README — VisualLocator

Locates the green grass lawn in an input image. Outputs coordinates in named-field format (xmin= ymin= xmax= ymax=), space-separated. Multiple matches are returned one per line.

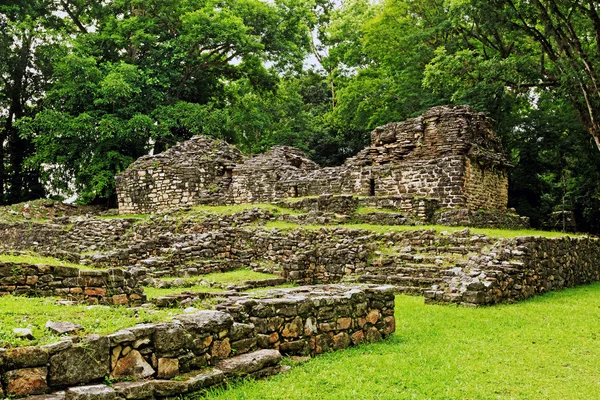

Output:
xmin=262 ymin=221 xmax=584 ymax=239
xmin=0 ymin=296 xmax=176 ymax=348
xmin=201 ymin=283 xmax=600 ymax=400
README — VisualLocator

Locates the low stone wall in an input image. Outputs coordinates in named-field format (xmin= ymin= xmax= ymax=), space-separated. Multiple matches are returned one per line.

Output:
xmin=426 ymin=236 xmax=600 ymax=306
xmin=0 ymin=285 xmax=395 ymax=398
xmin=218 ymin=285 xmax=395 ymax=356
xmin=0 ymin=263 xmax=145 ymax=305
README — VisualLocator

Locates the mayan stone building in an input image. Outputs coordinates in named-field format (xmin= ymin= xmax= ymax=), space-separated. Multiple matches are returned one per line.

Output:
xmin=116 ymin=105 xmax=510 ymax=214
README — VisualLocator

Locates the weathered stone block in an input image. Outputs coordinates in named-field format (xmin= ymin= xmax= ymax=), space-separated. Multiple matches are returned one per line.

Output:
xmin=4 ymin=346 xmax=49 ymax=369
xmin=4 ymin=367 xmax=48 ymax=397
xmin=65 ymin=385 xmax=116 ymax=400
xmin=157 ymin=358 xmax=179 ymax=379
xmin=111 ymin=350 xmax=154 ymax=379
xmin=215 ymin=349 xmax=281 ymax=377
xmin=153 ymin=322 xmax=185 ymax=354
xmin=49 ymin=335 xmax=110 ymax=386
xmin=113 ymin=381 xmax=154 ymax=400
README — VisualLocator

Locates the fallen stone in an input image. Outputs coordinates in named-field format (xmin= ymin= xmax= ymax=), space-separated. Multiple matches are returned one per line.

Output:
xmin=215 ymin=349 xmax=281 ymax=377
xmin=13 ymin=327 xmax=35 ymax=340
xmin=111 ymin=350 xmax=155 ymax=379
xmin=46 ymin=321 xmax=83 ymax=335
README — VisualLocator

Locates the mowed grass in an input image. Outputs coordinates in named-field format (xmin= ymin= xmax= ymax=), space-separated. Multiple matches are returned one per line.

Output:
xmin=0 ymin=296 xmax=175 ymax=348
xmin=202 ymin=284 xmax=600 ymax=400
xmin=263 ymin=221 xmax=584 ymax=239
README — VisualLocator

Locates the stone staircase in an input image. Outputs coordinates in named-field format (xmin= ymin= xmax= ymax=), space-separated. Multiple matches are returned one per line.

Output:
xmin=351 ymin=244 xmax=476 ymax=294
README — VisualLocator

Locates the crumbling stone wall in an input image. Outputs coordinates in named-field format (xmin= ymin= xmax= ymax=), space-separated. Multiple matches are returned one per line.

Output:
xmin=0 ymin=262 xmax=145 ymax=305
xmin=116 ymin=136 xmax=245 ymax=214
xmin=219 ymin=286 xmax=395 ymax=356
xmin=464 ymin=158 xmax=508 ymax=211
xmin=231 ymin=147 xmax=320 ymax=204
xmin=0 ymin=286 xmax=395 ymax=398
xmin=116 ymin=106 xmax=510 ymax=215
xmin=426 ymin=236 xmax=600 ymax=306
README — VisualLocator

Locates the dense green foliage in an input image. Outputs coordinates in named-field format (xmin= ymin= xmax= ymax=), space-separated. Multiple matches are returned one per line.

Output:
xmin=200 ymin=286 xmax=600 ymax=399
xmin=0 ymin=0 xmax=599 ymax=231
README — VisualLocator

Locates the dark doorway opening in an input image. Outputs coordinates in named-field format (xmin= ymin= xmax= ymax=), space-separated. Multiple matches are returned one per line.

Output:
xmin=292 ymin=185 xmax=299 ymax=198
xmin=369 ymin=178 xmax=375 ymax=196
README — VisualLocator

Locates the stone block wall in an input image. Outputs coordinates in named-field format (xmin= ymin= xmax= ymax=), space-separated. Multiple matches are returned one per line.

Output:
xmin=433 ymin=208 xmax=530 ymax=229
xmin=0 ymin=262 xmax=145 ymax=305
xmin=219 ymin=286 xmax=395 ymax=356
xmin=117 ymin=136 xmax=245 ymax=214
xmin=0 ymin=286 xmax=395 ymax=398
xmin=426 ymin=236 xmax=600 ymax=306
xmin=464 ymin=158 xmax=508 ymax=211
xmin=231 ymin=147 xmax=320 ymax=204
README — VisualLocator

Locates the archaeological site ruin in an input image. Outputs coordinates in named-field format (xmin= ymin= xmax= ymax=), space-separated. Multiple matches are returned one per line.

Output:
xmin=1 ymin=105 xmax=599 ymax=399
xmin=116 ymin=106 xmax=511 ymax=217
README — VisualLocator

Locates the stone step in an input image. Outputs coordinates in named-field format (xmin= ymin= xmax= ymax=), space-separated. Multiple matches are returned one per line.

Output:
xmin=357 ymin=274 xmax=443 ymax=287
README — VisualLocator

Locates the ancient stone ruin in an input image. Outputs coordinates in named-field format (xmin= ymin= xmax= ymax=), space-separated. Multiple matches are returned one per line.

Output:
xmin=117 ymin=105 xmax=511 ymax=216
xmin=2 ymin=105 xmax=598 ymax=399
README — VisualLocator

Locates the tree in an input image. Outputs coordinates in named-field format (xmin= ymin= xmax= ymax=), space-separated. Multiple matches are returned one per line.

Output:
xmin=19 ymin=0 xmax=314 ymax=203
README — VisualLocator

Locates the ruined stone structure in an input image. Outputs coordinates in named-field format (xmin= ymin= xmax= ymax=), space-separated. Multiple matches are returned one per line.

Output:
xmin=0 ymin=262 xmax=145 ymax=305
xmin=0 ymin=286 xmax=394 ymax=398
xmin=117 ymin=106 xmax=510 ymax=215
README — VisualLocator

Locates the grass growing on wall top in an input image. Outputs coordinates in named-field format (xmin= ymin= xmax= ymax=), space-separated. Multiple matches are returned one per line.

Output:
xmin=0 ymin=253 xmax=100 ymax=270
xmin=143 ymin=269 xmax=280 ymax=299
xmin=0 ymin=296 xmax=175 ymax=348
xmin=143 ymin=285 xmax=226 ymax=299
xmin=200 ymin=268 xmax=279 ymax=283
xmin=262 ymin=221 xmax=585 ymax=239
xmin=355 ymin=206 xmax=403 ymax=214
xmin=200 ymin=283 xmax=600 ymax=400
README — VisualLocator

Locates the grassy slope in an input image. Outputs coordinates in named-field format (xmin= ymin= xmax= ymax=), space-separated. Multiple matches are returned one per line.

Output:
xmin=0 ymin=296 xmax=176 ymax=348
xmin=202 ymin=283 xmax=600 ymax=400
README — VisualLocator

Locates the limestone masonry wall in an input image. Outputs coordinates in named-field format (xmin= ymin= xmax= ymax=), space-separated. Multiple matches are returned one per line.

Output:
xmin=0 ymin=262 xmax=145 ymax=305
xmin=116 ymin=106 xmax=511 ymax=215
xmin=426 ymin=236 xmax=600 ymax=306
xmin=0 ymin=285 xmax=395 ymax=399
